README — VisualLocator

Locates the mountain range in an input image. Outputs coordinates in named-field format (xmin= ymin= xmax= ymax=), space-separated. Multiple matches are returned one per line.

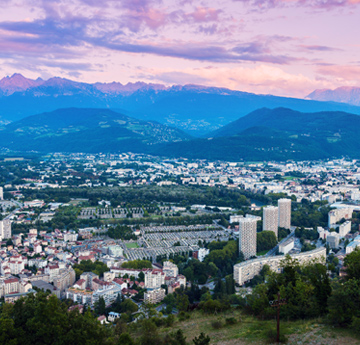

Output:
xmin=158 ymin=108 xmax=360 ymax=161
xmin=2 ymin=74 xmax=360 ymax=136
xmin=2 ymin=106 xmax=360 ymax=161
xmin=307 ymin=86 xmax=360 ymax=106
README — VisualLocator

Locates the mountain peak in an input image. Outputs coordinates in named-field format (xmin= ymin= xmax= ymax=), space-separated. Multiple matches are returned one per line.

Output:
xmin=0 ymin=73 xmax=44 ymax=95
xmin=306 ymin=86 xmax=360 ymax=106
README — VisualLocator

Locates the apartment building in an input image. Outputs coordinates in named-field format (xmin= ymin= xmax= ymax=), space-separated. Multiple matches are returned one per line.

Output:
xmin=144 ymin=269 xmax=165 ymax=289
xmin=144 ymin=287 xmax=165 ymax=304
xmin=278 ymin=198 xmax=291 ymax=229
xmin=263 ymin=206 xmax=279 ymax=237
xmin=238 ymin=218 xmax=257 ymax=260
xmin=162 ymin=261 xmax=179 ymax=277
xmin=234 ymin=247 xmax=326 ymax=285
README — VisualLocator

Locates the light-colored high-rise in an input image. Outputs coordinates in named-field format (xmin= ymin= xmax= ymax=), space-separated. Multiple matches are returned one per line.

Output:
xmin=263 ymin=206 xmax=278 ymax=237
xmin=0 ymin=219 xmax=11 ymax=240
xmin=0 ymin=186 xmax=3 ymax=200
xmin=239 ymin=218 xmax=257 ymax=260
xmin=278 ymin=198 xmax=291 ymax=229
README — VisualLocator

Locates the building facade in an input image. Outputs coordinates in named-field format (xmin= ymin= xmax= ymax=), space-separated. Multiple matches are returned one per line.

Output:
xmin=263 ymin=206 xmax=279 ymax=237
xmin=238 ymin=218 xmax=257 ymax=260
xmin=278 ymin=198 xmax=291 ymax=229
xmin=234 ymin=247 xmax=326 ymax=285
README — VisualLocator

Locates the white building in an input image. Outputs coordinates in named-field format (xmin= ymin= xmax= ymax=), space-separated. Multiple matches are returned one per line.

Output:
xmin=278 ymin=238 xmax=294 ymax=254
xmin=346 ymin=235 xmax=360 ymax=254
xmin=263 ymin=206 xmax=279 ymax=237
xmin=0 ymin=186 xmax=3 ymax=200
xmin=162 ymin=261 xmax=179 ymax=277
xmin=327 ymin=234 xmax=340 ymax=249
xmin=234 ymin=247 xmax=326 ymax=285
xmin=328 ymin=207 xmax=353 ymax=228
xmin=144 ymin=269 xmax=165 ymax=289
xmin=339 ymin=221 xmax=351 ymax=238
xmin=230 ymin=215 xmax=243 ymax=224
xmin=144 ymin=288 xmax=165 ymax=304
xmin=278 ymin=198 xmax=291 ymax=229
xmin=0 ymin=218 xmax=12 ymax=240
xmin=196 ymin=248 xmax=210 ymax=262
xmin=239 ymin=218 xmax=257 ymax=260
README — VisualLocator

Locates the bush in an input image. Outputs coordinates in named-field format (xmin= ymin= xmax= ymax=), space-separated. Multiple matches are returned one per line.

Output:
xmin=178 ymin=311 xmax=191 ymax=321
xmin=211 ymin=319 xmax=223 ymax=329
xmin=225 ymin=317 xmax=237 ymax=325
xmin=351 ymin=317 xmax=360 ymax=335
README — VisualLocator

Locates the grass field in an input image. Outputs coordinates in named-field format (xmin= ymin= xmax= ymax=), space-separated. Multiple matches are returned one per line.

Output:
xmin=125 ymin=242 xmax=139 ymax=248
xmin=158 ymin=310 xmax=360 ymax=345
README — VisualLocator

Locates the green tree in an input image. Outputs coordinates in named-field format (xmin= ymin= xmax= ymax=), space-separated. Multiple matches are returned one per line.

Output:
xmin=192 ymin=332 xmax=210 ymax=345
xmin=94 ymin=296 xmax=106 ymax=316
xmin=257 ymin=231 xmax=277 ymax=252
xmin=344 ymin=249 xmax=360 ymax=280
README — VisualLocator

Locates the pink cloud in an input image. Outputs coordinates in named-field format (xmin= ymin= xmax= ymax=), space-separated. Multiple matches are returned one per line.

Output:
xmin=316 ymin=65 xmax=360 ymax=82
xmin=237 ymin=0 xmax=360 ymax=10
xmin=186 ymin=7 xmax=221 ymax=22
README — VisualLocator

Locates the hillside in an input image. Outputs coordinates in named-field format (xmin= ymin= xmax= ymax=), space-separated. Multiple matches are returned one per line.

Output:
xmin=2 ymin=74 xmax=360 ymax=136
xmin=0 ymin=108 xmax=191 ymax=153
xmin=156 ymin=108 xmax=360 ymax=161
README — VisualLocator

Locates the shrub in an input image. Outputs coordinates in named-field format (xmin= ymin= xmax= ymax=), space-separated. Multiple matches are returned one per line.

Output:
xmin=211 ymin=319 xmax=223 ymax=329
xmin=225 ymin=317 xmax=237 ymax=325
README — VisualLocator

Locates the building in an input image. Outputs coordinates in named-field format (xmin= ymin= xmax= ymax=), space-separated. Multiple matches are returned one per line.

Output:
xmin=346 ymin=235 xmax=360 ymax=254
xmin=229 ymin=215 xmax=243 ymax=224
xmin=53 ymin=267 xmax=76 ymax=297
xmin=0 ymin=218 xmax=12 ymax=240
xmin=108 ymin=312 xmax=121 ymax=322
xmin=144 ymin=288 xmax=165 ymax=304
xmin=339 ymin=221 xmax=351 ymax=237
xmin=278 ymin=238 xmax=294 ymax=254
xmin=327 ymin=235 xmax=340 ymax=249
xmin=328 ymin=207 xmax=353 ymax=228
xmin=107 ymin=245 xmax=124 ymax=257
xmin=144 ymin=269 xmax=165 ymax=289
xmin=162 ymin=261 xmax=179 ymax=277
xmin=193 ymin=248 xmax=210 ymax=262
xmin=32 ymin=280 xmax=61 ymax=298
xmin=234 ymin=247 xmax=326 ymax=285
xmin=238 ymin=218 xmax=257 ymax=260
xmin=263 ymin=206 xmax=279 ymax=237
xmin=0 ymin=186 xmax=3 ymax=200
xmin=278 ymin=198 xmax=291 ymax=229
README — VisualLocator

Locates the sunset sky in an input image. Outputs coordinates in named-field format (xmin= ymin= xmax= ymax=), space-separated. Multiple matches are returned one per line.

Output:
xmin=0 ymin=0 xmax=359 ymax=97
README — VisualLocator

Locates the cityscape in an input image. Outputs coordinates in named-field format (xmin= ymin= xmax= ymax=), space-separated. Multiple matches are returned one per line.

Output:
xmin=1 ymin=0 xmax=360 ymax=343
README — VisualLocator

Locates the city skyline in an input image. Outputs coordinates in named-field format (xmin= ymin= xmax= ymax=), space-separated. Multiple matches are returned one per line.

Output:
xmin=0 ymin=0 xmax=360 ymax=97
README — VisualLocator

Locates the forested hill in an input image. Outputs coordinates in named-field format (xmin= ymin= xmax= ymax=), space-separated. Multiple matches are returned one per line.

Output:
xmin=209 ymin=107 xmax=360 ymax=138
xmin=154 ymin=108 xmax=360 ymax=161
xmin=0 ymin=108 xmax=191 ymax=153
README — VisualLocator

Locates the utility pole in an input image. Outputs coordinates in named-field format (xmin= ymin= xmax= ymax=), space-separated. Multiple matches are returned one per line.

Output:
xmin=269 ymin=292 xmax=287 ymax=343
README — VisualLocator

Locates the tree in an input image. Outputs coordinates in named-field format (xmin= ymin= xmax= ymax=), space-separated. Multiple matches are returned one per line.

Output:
xmin=176 ymin=293 xmax=189 ymax=312
xmin=94 ymin=296 xmax=106 ymax=316
xmin=165 ymin=329 xmax=187 ymax=345
xmin=120 ymin=299 xmax=138 ymax=314
xmin=117 ymin=333 xmax=134 ymax=345
xmin=193 ymin=332 xmax=210 ymax=345
xmin=257 ymin=231 xmax=277 ymax=253
xmin=344 ymin=249 xmax=360 ymax=280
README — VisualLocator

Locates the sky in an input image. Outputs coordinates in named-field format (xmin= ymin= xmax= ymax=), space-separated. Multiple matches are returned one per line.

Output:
xmin=0 ymin=0 xmax=360 ymax=97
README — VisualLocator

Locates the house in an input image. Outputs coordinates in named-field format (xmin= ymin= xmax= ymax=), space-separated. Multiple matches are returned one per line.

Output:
xmin=108 ymin=311 xmax=121 ymax=322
